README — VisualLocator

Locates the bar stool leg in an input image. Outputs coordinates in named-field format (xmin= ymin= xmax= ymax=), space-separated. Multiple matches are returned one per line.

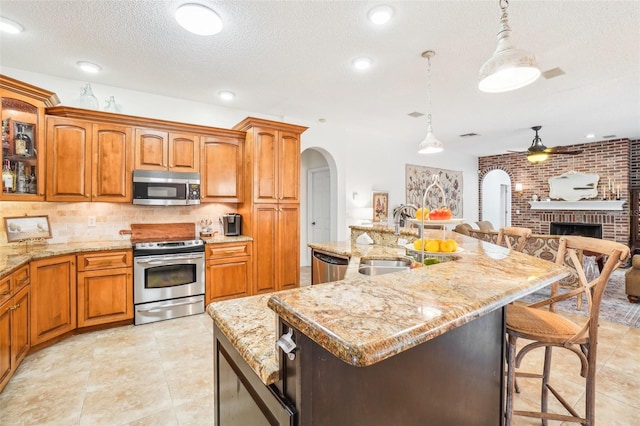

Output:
xmin=541 ymin=346 xmax=553 ymax=426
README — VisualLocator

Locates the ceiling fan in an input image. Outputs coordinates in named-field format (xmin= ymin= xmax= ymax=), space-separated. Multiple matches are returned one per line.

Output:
xmin=512 ymin=126 xmax=583 ymax=163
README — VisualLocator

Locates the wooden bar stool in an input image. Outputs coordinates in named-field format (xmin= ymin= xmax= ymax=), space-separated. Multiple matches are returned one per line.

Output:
xmin=497 ymin=226 xmax=532 ymax=252
xmin=505 ymin=236 xmax=629 ymax=425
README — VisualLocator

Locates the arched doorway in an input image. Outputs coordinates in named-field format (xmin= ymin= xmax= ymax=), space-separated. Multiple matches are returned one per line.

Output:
xmin=300 ymin=148 xmax=338 ymax=266
xmin=481 ymin=169 xmax=512 ymax=229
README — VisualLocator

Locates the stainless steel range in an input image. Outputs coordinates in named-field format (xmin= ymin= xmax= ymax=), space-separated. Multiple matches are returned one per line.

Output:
xmin=133 ymin=239 xmax=205 ymax=325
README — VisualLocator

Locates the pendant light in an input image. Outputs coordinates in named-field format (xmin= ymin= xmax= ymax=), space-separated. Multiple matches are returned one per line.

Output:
xmin=418 ymin=50 xmax=444 ymax=154
xmin=478 ymin=0 xmax=540 ymax=93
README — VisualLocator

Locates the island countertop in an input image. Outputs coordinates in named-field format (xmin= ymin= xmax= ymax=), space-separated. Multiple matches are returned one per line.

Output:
xmin=208 ymin=230 xmax=570 ymax=383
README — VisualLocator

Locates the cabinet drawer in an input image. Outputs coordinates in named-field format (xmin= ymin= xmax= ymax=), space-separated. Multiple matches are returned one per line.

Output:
xmin=11 ymin=265 xmax=30 ymax=293
xmin=206 ymin=242 xmax=252 ymax=260
xmin=0 ymin=275 xmax=10 ymax=305
xmin=77 ymin=250 xmax=132 ymax=271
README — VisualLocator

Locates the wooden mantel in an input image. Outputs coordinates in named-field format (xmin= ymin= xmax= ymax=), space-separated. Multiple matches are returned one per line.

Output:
xmin=528 ymin=200 xmax=625 ymax=211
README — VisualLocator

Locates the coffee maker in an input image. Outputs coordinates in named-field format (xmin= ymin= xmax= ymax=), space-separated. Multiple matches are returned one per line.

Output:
xmin=222 ymin=213 xmax=242 ymax=236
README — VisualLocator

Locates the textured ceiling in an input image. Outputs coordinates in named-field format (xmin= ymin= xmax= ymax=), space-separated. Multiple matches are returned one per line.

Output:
xmin=0 ymin=0 xmax=638 ymax=157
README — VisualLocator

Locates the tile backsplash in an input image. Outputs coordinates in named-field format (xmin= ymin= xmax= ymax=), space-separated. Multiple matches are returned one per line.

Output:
xmin=0 ymin=201 xmax=236 ymax=245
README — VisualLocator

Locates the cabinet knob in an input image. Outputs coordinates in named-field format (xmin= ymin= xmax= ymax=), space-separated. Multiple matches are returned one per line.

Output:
xmin=9 ymin=303 xmax=20 ymax=311
xmin=85 ymin=194 xmax=90 ymax=198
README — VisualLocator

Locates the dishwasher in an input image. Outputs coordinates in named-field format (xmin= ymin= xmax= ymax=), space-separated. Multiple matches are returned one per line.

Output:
xmin=311 ymin=248 xmax=350 ymax=284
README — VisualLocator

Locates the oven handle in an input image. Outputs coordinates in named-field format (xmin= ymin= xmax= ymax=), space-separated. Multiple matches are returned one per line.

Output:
xmin=137 ymin=299 xmax=202 ymax=313
xmin=135 ymin=253 xmax=204 ymax=265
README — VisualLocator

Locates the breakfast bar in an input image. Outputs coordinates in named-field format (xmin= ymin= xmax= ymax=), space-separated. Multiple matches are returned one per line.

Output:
xmin=207 ymin=230 xmax=570 ymax=425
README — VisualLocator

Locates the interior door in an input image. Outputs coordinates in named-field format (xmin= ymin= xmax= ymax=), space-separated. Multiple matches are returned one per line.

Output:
xmin=307 ymin=167 xmax=330 ymax=264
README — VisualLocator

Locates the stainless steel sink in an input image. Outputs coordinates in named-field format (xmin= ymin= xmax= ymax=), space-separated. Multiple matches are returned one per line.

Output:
xmin=358 ymin=258 xmax=411 ymax=276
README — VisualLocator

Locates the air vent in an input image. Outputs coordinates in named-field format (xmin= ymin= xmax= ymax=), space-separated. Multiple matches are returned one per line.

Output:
xmin=408 ymin=111 xmax=424 ymax=118
xmin=602 ymin=134 xmax=617 ymax=139
xmin=459 ymin=133 xmax=479 ymax=137
xmin=542 ymin=67 xmax=566 ymax=79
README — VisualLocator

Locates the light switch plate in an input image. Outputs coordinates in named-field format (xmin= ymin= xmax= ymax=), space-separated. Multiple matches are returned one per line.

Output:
xmin=88 ymin=216 xmax=96 ymax=227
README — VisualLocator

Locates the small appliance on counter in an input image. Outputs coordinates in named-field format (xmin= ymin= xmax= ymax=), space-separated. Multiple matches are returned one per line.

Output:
xmin=222 ymin=213 xmax=242 ymax=236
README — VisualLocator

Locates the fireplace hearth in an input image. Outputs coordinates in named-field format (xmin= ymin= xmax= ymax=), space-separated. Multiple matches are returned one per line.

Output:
xmin=550 ymin=222 xmax=603 ymax=239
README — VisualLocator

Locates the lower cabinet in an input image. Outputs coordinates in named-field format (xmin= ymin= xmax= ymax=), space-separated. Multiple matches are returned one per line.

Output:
xmin=205 ymin=242 xmax=253 ymax=303
xmin=77 ymin=250 xmax=133 ymax=327
xmin=1 ymin=265 xmax=30 ymax=393
xmin=30 ymin=255 xmax=76 ymax=346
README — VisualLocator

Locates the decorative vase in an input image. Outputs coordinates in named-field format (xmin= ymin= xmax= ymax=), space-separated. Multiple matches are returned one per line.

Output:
xmin=79 ymin=83 xmax=99 ymax=110
xmin=104 ymin=96 xmax=118 ymax=112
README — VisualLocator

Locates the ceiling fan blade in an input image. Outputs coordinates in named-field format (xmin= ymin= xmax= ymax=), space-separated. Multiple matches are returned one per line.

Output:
xmin=545 ymin=149 xmax=583 ymax=155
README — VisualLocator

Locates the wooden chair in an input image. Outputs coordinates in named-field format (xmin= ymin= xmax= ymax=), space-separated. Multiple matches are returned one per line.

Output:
xmin=505 ymin=236 xmax=629 ymax=425
xmin=497 ymin=226 xmax=532 ymax=252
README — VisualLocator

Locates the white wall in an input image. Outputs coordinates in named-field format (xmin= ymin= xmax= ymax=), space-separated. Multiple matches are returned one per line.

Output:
xmin=2 ymin=67 xmax=480 ymax=244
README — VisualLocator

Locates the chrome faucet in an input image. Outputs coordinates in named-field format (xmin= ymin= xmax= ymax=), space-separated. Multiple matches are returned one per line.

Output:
xmin=393 ymin=204 xmax=417 ymax=235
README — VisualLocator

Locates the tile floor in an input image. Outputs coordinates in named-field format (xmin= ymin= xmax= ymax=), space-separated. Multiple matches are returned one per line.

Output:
xmin=0 ymin=267 xmax=638 ymax=425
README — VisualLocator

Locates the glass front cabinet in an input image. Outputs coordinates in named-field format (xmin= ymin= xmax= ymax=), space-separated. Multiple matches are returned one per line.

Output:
xmin=1 ymin=75 xmax=59 ymax=200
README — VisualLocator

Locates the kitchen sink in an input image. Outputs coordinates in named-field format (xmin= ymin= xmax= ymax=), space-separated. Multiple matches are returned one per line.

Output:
xmin=358 ymin=258 xmax=411 ymax=276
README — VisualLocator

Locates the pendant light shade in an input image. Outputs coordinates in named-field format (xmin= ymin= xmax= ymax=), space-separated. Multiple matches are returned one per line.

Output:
xmin=479 ymin=0 xmax=540 ymax=93
xmin=418 ymin=123 xmax=443 ymax=154
xmin=418 ymin=50 xmax=444 ymax=154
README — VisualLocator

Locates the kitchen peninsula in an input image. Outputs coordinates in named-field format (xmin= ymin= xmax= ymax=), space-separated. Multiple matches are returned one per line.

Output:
xmin=208 ymin=228 xmax=570 ymax=425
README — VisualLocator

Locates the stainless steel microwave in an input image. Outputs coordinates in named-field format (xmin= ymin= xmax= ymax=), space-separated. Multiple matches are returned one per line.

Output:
xmin=132 ymin=170 xmax=201 ymax=206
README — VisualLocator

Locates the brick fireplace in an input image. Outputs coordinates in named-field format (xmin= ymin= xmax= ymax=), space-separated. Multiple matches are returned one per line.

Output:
xmin=478 ymin=138 xmax=632 ymax=246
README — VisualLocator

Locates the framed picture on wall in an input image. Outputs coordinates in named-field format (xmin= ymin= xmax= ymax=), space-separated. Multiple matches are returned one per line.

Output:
xmin=4 ymin=215 xmax=52 ymax=242
xmin=372 ymin=192 xmax=389 ymax=224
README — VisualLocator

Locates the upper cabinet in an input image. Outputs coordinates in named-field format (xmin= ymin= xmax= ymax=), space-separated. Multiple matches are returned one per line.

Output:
xmin=1 ymin=74 xmax=59 ymax=200
xmin=134 ymin=128 xmax=199 ymax=173
xmin=233 ymin=118 xmax=307 ymax=204
xmin=45 ymin=116 xmax=132 ymax=202
xmin=201 ymin=135 xmax=244 ymax=203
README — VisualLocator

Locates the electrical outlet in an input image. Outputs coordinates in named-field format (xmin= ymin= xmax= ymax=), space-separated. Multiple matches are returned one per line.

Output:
xmin=515 ymin=209 xmax=520 ymax=214
xmin=88 ymin=216 xmax=96 ymax=227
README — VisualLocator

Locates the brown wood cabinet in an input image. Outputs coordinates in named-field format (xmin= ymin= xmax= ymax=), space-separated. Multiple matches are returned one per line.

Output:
xmin=1 ymin=74 xmax=59 ymax=200
xmin=248 ymin=204 xmax=300 ymax=293
xmin=0 ymin=265 xmax=30 ymax=392
xmin=30 ymin=255 xmax=76 ymax=346
xmin=235 ymin=118 xmax=307 ymax=293
xmin=205 ymin=242 xmax=252 ymax=302
xmin=45 ymin=116 xmax=132 ymax=202
xmin=134 ymin=128 xmax=199 ymax=172
xmin=201 ymin=135 xmax=244 ymax=202
xmin=77 ymin=250 xmax=133 ymax=327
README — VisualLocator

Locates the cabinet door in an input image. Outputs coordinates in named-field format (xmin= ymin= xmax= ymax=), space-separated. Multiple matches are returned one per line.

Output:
xmin=278 ymin=204 xmax=300 ymax=290
xmin=253 ymin=127 xmax=278 ymax=203
xmin=206 ymin=258 xmax=252 ymax=303
xmin=92 ymin=124 xmax=132 ymax=202
xmin=169 ymin=132 xmax=199 ymax=172
xmin=134 ymin=128 xmax=167 ymax=170
xmin=253 ymin=205 xmax=278 ymax=293
xmin=201 ymin=136 xmax=243 ymax=202
xmin=11 ymin=284 xmax=30 ymax=367
xmin=45 ymin=116 xmax=92 ymax=201
xmin=1 ymin=81 xmax=51 ymax=200
xmin=0 ymin=298 xmax=11 ymax=391
xmin=30 ymin=255 xmax=76 ymax=346
xmin=278 ymin=131 xmax=300 ymax=203
xmin=77 ymin=267 xmax=133 ymax=327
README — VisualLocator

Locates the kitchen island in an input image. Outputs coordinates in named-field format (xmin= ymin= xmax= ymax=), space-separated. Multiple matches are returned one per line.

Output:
xmin=207 ymin=229 xmax=570 ymax=425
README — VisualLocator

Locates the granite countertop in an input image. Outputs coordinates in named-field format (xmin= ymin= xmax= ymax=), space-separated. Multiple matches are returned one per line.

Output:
xmin=0 ymin=235 xmax=253 ymax=278
xmin=208 ymin=229 xmax=570 ymax=385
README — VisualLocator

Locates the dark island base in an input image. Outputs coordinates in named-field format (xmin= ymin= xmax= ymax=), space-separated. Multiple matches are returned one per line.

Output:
xmin=214 ymin=308 xmax=505 ymax=426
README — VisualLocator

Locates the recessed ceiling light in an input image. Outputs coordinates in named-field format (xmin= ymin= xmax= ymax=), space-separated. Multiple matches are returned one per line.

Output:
xmin=352 ymin=57 xmax=372 ymax=70
xmin=175 ymin=3 xmax=223 ymax=36
xmin=77 ymin=61 xmax=101 ymax=73
xmin=586 ymin=133 xmax=596 ymax=139
xmin=368 ymin=5 xmax=394 ymax=25
xmin=0 ymin=17 xmax=23 ymax=34
xmin=218 ymin=91 xmax=234 ymax=101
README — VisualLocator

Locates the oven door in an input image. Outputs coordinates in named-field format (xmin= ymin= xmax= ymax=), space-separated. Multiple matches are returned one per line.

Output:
xmin=134 ymin=252 xmax=205 ymax=304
